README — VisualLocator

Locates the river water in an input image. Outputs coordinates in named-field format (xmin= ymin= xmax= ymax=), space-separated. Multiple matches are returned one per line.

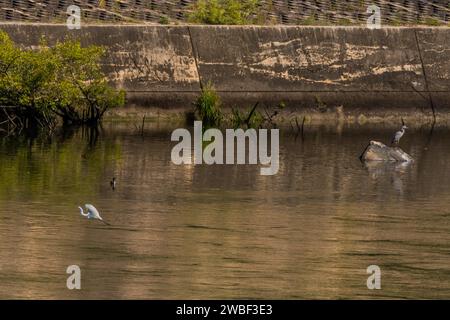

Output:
xmin=0 ymin=122 xmax=449 ymax=299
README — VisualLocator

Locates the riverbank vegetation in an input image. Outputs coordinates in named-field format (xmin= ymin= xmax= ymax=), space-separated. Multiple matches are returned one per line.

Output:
xmin=194 ymin=82 xmax=222 ymax=127
xmin=0 ymin=31 xmax=125 ymax=134
xmin=188 ymin=0 xmax=263 ymax=25
xmin=194 ymin=83 xmax=284 ymax=129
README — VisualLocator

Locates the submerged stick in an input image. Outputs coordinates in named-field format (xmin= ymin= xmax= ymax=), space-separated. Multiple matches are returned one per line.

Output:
xmin=294 ymin=116 xmax=306 ymax=140
xmin=141 ymin=115 xmax=146 ymax=136
xmin=245 ymin=102 xmax=259 ymax=128
xmin=301 ymin=116 xmax=305 ymax=138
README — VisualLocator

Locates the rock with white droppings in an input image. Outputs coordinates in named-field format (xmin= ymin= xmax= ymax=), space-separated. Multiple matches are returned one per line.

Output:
xmin=360 ymin=140 xmax=413 ymax=162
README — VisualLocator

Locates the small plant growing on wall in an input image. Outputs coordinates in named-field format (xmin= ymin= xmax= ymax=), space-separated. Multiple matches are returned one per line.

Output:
xmin=194 ymin=82 xmax=222 ymax=127
xmin=188 ymin=0 xmax=261 ymax=25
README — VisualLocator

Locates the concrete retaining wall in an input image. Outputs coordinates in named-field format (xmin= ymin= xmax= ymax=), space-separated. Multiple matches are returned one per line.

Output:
xmin=0 ymin=24 xmax=449 ymax=112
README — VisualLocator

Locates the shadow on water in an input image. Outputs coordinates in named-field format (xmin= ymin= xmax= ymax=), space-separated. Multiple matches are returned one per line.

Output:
xmin=0 ymin=122 xmax=449 ymax=299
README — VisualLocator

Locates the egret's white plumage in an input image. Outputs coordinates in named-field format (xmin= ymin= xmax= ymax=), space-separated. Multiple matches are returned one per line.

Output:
xmin=78 ymin=204 xmax=109 ymax=225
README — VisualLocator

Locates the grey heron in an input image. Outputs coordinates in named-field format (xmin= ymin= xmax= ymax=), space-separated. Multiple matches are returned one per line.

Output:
xmin=78 ymin=204 xmax=110 ymax=225
xmin=391 ymin=125 xmax=408 ymax=145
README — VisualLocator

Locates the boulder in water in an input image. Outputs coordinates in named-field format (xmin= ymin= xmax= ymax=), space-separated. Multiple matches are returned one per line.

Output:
xmin=360 ymin=141 xmax=413 ymax=162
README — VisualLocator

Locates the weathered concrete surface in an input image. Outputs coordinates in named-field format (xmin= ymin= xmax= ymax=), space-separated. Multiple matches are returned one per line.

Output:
xmin=192 ymin=26 xmax=424 ymax=91
xmin=415 ymin=28 xmax=450 ymax=113
xmin=360 ymin=141 xmax=414 ymax=162
xmin=0 ymin=24 xmax=201 ymax=108
xmin=0 ymin=24 xmax=449 ymax=111
xmin=190 ymin=26 xmax=448 ymax=111
xmin=416 ymin=28 xmax=450 ymax=92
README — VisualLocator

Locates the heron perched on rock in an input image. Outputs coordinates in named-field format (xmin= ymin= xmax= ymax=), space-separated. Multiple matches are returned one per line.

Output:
xmin=391 ymin=120 xmax=408 ymax=146
xmin=78 ymin=204 xmax=110 ymax=225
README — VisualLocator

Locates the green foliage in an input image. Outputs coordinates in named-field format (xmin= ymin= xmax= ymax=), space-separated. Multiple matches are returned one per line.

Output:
xmin=159 ymin=16 xmax=170 ymax=24
xmin=0 ymin=35 xmax=59 ymax=128
xmin=188 ymin=0 xmax=260 ymax=25
xmin=389 ymin=17 xmax=404 ymax=26
xmin=50 ymin=39 xmax=125 ymax=124
xmin=298 ymin=16 xmax=317 ymax=26
xmin=231 ymin=103 xmax=264 ymax=129
xmin=0 ymin=31 xmax=125 ymax=130
xmin=336 ymin=18 xmax=354 ymax=26
xmin=422 ymin=17 xmax=444 ymax=26
xmin=194 ymin=82 xmax=222 ymax=127
xmin=298 ymin=15 xmax=333 ymax=26
xmin=193 ymin=84 xmax=283 ymax=129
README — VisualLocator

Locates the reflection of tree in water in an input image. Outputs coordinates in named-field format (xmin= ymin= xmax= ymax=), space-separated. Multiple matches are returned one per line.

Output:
xmin=0 ymin=126 xmax=121 ymax=201
xmin=55 ymin=125 xmax=100 ymax=151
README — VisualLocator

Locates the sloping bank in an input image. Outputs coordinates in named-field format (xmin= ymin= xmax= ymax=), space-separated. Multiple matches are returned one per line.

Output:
xmin=1 ymin=24 xmax=449 ymax=117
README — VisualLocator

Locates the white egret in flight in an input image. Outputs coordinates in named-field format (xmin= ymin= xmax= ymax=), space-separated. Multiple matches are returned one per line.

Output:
xmin=78 ymin=204 xmax=110 ymax=225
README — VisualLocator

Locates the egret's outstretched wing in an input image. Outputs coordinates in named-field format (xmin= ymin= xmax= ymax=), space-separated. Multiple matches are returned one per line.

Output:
xmin=83 ymin=204 xmax=110 ymax=225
